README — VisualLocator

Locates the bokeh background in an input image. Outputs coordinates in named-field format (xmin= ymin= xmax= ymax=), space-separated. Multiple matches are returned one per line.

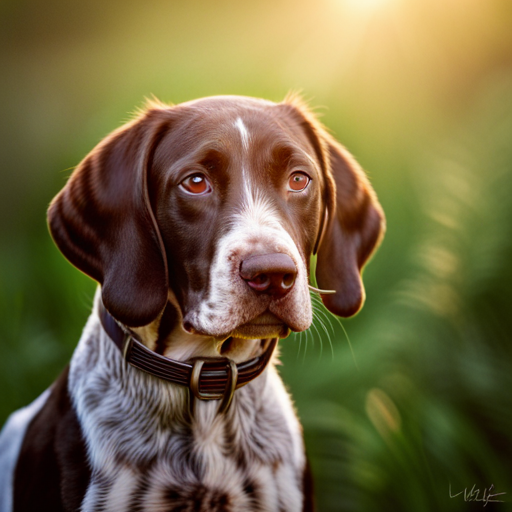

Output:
xmin=1 ymin=0 xmax=512 ymax=510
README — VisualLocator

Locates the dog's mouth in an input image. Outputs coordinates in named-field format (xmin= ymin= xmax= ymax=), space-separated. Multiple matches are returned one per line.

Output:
xmin=214 ymin=311 xmax=289 ymax=357
xmin=230 ymin=311 xmax=290 ymax=340
xmin=183 ymin=311 xmax=292 ymax=359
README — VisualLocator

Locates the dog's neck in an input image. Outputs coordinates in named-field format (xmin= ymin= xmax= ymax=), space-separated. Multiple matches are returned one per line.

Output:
xmin=130 ymin=290 xmax=267 ymax=363
xmin=67 ymin=293 xmax=305 ymax=509
xmin=69 ymin=308 xmax=267 ymax=466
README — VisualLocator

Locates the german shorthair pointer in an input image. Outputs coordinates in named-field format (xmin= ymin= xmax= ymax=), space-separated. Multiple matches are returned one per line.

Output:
xmin=0 ymin=95 xmax=384 ymax=511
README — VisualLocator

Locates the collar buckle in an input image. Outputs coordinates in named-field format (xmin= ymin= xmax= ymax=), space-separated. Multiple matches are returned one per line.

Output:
xmin=189 ymin=358 xmax=238 ymax=416
xmin=122 ymin=335 xmax=134 ymax=360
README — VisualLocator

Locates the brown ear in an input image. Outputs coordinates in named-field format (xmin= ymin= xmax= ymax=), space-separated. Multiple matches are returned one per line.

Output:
xmin=279 ymin=96 xmax=385 ymax=317
xmin=316 ymin=137 xmax=385 ymax=317
xmin=47 ymin=107 xmax=172 ymax=327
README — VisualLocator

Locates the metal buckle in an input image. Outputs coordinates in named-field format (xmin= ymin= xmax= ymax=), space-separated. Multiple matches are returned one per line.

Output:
xmin=122 ymin=335 xmax=134 ymax=361
xmin=189 ymin=358 xmax=238 ymax=416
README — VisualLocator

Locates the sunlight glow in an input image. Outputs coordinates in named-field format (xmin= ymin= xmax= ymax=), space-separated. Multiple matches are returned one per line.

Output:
xmin=341 ymin=0 xmax=392 ymax=14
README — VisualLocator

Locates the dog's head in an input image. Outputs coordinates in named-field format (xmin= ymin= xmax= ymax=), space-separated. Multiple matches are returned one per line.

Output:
xmin=48 ymin=96 xmax=384 ymax=357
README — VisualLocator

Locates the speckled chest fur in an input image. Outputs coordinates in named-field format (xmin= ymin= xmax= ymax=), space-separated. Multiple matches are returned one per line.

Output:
xmin=70 ymin=305 xmax=305 ymax=511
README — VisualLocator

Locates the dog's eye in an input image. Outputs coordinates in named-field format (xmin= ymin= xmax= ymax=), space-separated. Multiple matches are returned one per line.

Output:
xmin=180 ymin=174 xmax=212 ymax=195
xmin=288 ymin=172 xmax=311 ymax=192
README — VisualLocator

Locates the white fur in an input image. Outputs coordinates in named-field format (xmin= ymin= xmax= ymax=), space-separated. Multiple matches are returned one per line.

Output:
xmin=234 ymin=117 xmax=250 ymax=152
xmin=69 ymin=294 xmax=305 ymax=511
xmin=0 ymin=389 xmax=51 ymax=512
xmin=234 ymin=117 xmax=254 ymax=201
xmin=102 ymin=466 xmax=139 ymax=511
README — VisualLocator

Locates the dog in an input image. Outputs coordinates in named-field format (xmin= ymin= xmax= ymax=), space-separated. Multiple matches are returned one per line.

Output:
xmin=0 ymin=95 xmax=384 ymax=511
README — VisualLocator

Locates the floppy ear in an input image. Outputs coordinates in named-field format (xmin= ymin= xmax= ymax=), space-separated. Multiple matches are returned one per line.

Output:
xmin=280 ymin=97 xmax=385 ymax=317
xmin=315 ymin=138 xmax=385 ymax=317
xmin=47 ymin=106 xmax=172 ymax=327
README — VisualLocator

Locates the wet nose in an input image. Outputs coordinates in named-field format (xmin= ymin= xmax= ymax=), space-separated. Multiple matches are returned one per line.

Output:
xmin=240 ymin=253 xmax=297 ymax=299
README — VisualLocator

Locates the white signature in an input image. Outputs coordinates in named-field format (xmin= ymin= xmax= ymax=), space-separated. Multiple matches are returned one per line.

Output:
xmin=449 ymin=483 xmax=506 ymax=507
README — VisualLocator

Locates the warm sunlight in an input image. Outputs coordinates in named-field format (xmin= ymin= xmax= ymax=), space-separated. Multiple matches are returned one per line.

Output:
xmin=338 ymin=0 xmax=393 ymax=14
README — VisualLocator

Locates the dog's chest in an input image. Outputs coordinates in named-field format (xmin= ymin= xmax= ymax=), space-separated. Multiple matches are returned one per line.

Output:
xmin=70 ymin=315 xmax=305 ymax=511
xmin=81 ymin=441 xmax=300 ymax=512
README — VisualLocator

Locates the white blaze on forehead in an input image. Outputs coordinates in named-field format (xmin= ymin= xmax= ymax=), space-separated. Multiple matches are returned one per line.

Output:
xmin=234 ymin=117 xmax=253 ymax=202
xmin=235 ymin=188 xmax=281 ymax=231
xmin=234 ymin=117 xmax=250 ymax=152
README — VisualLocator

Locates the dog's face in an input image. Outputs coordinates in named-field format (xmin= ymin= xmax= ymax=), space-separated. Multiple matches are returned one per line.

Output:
xmin=48 ymin=96 xmax=384 ymax=357
xmin=151 ymin=97 xmax=325 ymax=341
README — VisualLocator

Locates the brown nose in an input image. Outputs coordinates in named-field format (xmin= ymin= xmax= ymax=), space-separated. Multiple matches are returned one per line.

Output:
xmin=240 ymin=253 xmax=297 ymax=299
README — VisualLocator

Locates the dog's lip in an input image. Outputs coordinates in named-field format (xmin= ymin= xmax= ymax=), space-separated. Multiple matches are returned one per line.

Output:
xmin=245 ymin=311 xmax=283 ymax=325
xmin=229 ymin=311 xmax=290 ymax=339
xmin=230 ymin=323 xmax=290 ymax=340
xmin=183 ymin=311 xmax=291 ymax=340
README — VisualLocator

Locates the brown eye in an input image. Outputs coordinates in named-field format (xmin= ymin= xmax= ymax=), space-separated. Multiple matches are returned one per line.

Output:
xmin=288 ymin=172 xmax=310 ymax=192
xmin=180 ymin=173 xmax=212 ymax=195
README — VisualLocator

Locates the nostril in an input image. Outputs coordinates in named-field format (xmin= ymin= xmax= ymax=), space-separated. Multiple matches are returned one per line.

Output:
xmin=246 ymin=274 xmax=271 ymax=292
xmin=282 ymin=273 xmax=295 ymax=288
xmin=253 ymin=274 xmax=268 ymax=286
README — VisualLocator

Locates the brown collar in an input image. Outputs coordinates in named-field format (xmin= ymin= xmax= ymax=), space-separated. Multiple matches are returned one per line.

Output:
xmin=98 ymin=302 xmax=277 ymax=414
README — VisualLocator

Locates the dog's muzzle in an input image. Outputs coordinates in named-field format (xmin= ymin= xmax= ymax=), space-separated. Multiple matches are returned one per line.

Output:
xmin=99 ymin=301 xmax=277 ymax=416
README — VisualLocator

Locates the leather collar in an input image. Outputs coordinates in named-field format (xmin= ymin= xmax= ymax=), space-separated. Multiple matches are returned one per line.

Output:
xmin=98 ymin=301 xmax=277 ymax=413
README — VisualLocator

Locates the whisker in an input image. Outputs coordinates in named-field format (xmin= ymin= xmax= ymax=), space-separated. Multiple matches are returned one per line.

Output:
xmin=311 ymin=296 xmax=336 ymax=336
xmin=310 ymin=293 xmax=357 ymax=367
xmin=336 ymin=317 xmax=359 ymax=371
xmin=302 ymin=327 xmax=311 ymax=364
xmin=310 ymin=317 xmax=323 ymax=360
xmin=315 ymin=307 xmax=335 ymax=337
xmin=311 ymin=296 xmax=335 ymax=343
xmin=296 ymin=330 xmax=303 ymax=361
xmin=311 ymin=302 xmax=332 ymax=333
xmin=312 ymin=304 xmax=335 ymax=360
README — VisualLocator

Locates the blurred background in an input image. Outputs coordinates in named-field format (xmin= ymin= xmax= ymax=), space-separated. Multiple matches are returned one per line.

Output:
xmin=1 ymin=0 xmax=512 ymax=509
